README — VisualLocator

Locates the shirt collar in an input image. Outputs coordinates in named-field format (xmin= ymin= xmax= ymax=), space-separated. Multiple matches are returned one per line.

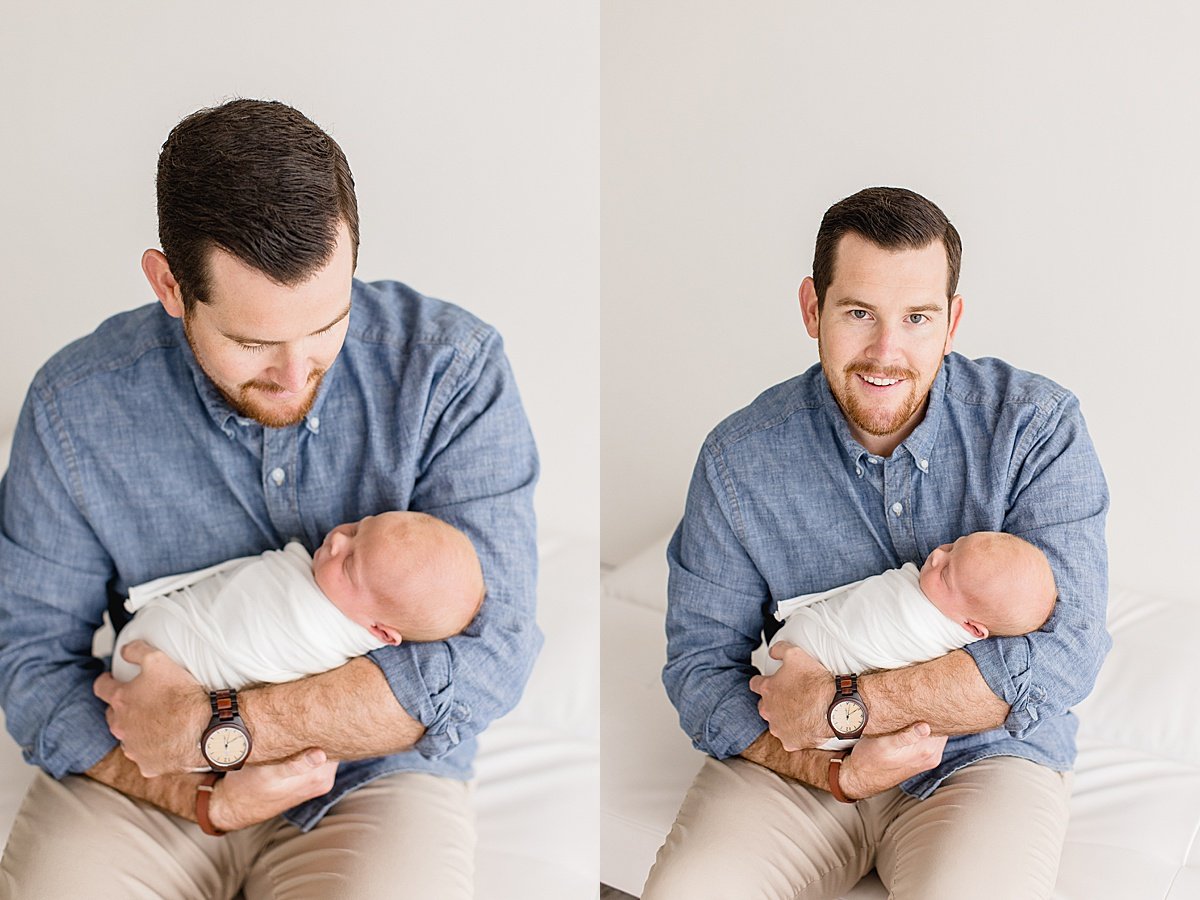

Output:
xmin=174 ymin=316 xmax=339 ymax=436
xmin=816 ymin=358 xmax=949 ymax=469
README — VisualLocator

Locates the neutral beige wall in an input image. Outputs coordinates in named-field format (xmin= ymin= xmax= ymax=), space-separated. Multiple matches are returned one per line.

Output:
xmin=0 ymin=1 xmax=598 ymax=540
xmin=601 ymin=2 xmax=1200 ymax=601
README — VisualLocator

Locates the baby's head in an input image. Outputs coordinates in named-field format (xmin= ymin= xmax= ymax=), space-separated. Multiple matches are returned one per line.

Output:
xmin=312 ymin=511 xmax=485 ymax=645
xmin=918 ymin=531 xmax=1056 ymax=639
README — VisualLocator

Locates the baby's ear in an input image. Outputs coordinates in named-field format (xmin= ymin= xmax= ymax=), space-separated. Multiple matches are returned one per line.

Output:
xmin=370 ymin=624 xmax=402 ymax=646
xmin=964 ymin=620 xmax=989 ymax=640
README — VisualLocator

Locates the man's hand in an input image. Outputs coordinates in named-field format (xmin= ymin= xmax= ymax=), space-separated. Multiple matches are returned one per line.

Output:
xmin=93 ymin=640 xmax=208 ymax=776
xmin=838 ymin=723 xmax=947 ymax=800
xmin=748 ymin=641 xmax=833 ymax=751
xmin=208 ymin=749 xmax=339 ymax=832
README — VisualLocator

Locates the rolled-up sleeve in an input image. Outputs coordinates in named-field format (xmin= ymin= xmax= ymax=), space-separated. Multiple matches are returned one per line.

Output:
xmin=663 ymin=439 xmax=770 ymax=759
xmin=965 ymin=391 xmax=1110 ymax=739
xmin=366 ymin=327 xmax=541 ymax=760
xmin=0 ymin=383 xmax=118 ymax=778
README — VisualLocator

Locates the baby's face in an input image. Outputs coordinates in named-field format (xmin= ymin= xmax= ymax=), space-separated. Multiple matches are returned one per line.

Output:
xmin=918 ymin=537 xmax=976 ymax=628
xmin=312 ymin=516 xmax=399 ymax=643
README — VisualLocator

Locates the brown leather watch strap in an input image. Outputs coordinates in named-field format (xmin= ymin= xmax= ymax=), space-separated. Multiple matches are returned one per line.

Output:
xmin=196 ymin=772 xmax=225 ymax=836
xmin=828 ymin=750 xmax=855 ymax=803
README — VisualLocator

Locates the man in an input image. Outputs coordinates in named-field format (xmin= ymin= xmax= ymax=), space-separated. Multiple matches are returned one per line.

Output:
xmin=0 ymin=99 xmax=539 ymax=897
xmin=644 ymin=187 xmax=1108 ymax=899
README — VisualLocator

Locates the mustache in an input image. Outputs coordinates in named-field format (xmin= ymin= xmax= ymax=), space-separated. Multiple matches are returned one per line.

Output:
xmin=242 ymin=368 xmax=325 ymax=394
xmin=844 ymin=362 xmax=916 ymax=381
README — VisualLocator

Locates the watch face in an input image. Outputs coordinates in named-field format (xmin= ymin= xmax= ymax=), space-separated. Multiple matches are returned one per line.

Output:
xmin=204 ymin=725 xmax=249 ymax=767
xmin=830 ymin=699 xmax=866 ymax=736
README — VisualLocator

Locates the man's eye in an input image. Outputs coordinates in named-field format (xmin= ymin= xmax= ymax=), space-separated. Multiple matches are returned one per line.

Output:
xmin=907 ymin=314 xmax=928 ymax=325
xmin=849 ymin=309 xmax=869 ymax=320
xmin=239 ymin=343 xmax=267 ymax=354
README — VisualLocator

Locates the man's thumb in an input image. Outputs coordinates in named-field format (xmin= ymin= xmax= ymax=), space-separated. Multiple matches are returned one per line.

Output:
xmin=912 ymin=722 xmax=931 ymax=739
xmin=302 ymin=748 xmax=327 ymax=768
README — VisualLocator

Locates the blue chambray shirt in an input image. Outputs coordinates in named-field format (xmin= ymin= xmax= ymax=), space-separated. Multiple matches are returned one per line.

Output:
xmin=0 ymin=279 xmax=540 ymax=829
xmin=664 ymin=354 xmax=1109 ymax=798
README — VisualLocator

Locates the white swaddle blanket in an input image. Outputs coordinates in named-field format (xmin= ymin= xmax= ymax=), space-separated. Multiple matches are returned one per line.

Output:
xmin=112 ymin=542 xmax=385 ymax=689
xmin=759 ymin=562 xmax=978 ymax=750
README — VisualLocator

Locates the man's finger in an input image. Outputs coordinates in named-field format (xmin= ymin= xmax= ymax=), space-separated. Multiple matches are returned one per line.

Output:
xmin=120 ymin=639 xmax=153 ymax=664
xmin=748 ymin=674 xmax=764 ymax=695
xmin=279 ymin=748 xmax=327 ymax=775
xmin=93 ymin=672 xmax=116 ymax=703
xmin=896 ymin=722 xmax=931 ymax=746
xmin=768 ymin=640 xmax=795 ymax=661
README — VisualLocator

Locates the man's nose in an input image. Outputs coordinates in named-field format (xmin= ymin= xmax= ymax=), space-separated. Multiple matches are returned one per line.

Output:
xmin=865 ymin=321 xmax=898 ymax=359
xmin=268 ymin=346 xmax=310 ymax=393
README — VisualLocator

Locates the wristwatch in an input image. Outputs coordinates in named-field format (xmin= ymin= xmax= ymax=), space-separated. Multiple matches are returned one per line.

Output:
xmin=200 ymin=689 xmax=252 ymax=771
xmin=826 ymin=673 xmax=868 ymax=740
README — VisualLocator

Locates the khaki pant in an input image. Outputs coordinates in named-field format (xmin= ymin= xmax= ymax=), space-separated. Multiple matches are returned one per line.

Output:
xmin=0 ymin=769 xmax=475 ymax=900
xmin=643 ymin=755 xmax=1071 ymax=900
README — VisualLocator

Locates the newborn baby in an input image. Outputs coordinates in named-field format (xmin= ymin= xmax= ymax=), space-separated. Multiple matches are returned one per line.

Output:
xmin=759 ymin=531 xmax=1056 ymax=748
xmin=112 ymin=511 xmax=484 ymax=689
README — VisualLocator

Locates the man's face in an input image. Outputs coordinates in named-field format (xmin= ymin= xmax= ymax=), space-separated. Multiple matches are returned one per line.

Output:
xmin=800 ymin=232 xmax=963 ymax=455
xmin=178 ymin=222 xmax=355 ymax=428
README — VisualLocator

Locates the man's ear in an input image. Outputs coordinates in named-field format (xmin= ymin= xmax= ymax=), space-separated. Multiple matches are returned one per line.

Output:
xmin=943 ymin=294 xmax=965 ymax=355
xmin=964 ymin=619 xmax=989 ymax=640
xmin=141 ymin=249 xmax=186 ymax=319
xmin=369 ymin=624 xmax=402 ymax=646
xmin=799 ymin=277 xmax=821 ymax=339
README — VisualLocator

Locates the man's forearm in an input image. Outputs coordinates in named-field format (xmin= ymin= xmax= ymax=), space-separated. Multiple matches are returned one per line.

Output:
xmin=240 ymin=657 xmax=425 ymax=761
xmin=741 ymin=730 xmax=835 ymax=789
xmin=86 ymin=746 xmax=202 ymax=820
xmin=860 ymin=649 xmax=1008 ymax=736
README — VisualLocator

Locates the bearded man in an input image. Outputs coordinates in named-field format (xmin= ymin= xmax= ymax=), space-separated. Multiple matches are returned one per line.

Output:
xmin=0 ymin=99 xmax=539 ymax=897
xmin=644 ymin=187 xmax=1108 ymax=900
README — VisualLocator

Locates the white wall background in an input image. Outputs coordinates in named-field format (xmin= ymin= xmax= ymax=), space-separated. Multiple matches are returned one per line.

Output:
xmin=601 ymin=2 xmax=1200 ymax=602
xmin=0 ymin=1 xmax=598 ymax=543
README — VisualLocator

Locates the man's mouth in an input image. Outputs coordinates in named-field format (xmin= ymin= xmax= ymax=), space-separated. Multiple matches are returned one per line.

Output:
xmin=857 ymin=373 xmax=904 ymax=388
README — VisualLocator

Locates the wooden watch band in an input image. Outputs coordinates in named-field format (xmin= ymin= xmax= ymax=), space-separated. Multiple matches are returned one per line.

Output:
xmin=828 ymin=750 xmax=855 ymax=803
xmin=196 ymin=772 xmax=225 ymax=836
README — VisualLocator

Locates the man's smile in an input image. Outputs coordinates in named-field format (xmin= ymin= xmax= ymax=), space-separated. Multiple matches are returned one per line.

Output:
xmin=857 ymin=374 xmax=904 ymax=388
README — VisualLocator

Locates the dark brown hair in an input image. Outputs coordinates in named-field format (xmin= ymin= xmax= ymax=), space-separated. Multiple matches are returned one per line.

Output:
xmin=156 ymin=99 xmax=359 ymax=311
xmin=812 ymin=187 xmax=961 ymax=310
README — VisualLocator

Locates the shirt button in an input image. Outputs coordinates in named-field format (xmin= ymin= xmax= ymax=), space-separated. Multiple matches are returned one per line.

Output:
xmin=919 ymin=459 xmax=929 ymax=471
xmin=855 ymin=467 xmax=863 ymax=477
xmin=270 ymin=467 xmax=286 ymax=486
xmin=868 ymin=457 xmax=881 ymax=465
xmin=891 ymin=502 xmax=904 ymax=516
xmin=306 ymin=416 xmax=321 ymax=433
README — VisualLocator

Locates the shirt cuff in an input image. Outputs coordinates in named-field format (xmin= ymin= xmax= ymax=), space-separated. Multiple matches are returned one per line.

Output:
xmin=366 ymin=642 xmax=470 ymax=761
xmin=36 ymin=695 xmax=119 ymax=779
xmin=965 ymin=637 xmax=1046 ymax=740
xmin=700 ymin=687 xmax=769 ymax=759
